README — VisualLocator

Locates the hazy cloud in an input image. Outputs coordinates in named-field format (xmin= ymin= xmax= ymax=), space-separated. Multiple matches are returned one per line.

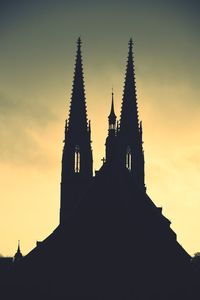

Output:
xmin=0 ymin=91 xmax=57 ymax=165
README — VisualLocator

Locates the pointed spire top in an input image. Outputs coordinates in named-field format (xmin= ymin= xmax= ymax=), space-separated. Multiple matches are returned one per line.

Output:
xmin=119 ymin=39 xmax=139 ymax=133
xmin=14 ymin=240 xmax=23 ymax=262
xmin=127 ymin=38 xmax=134 ymax=65
xmin=127 ymin=38 xmax=134 ymax=61
xmin=77 ymin=37 xmax=82 ymax=50
xmin=67 ymin=38 xmax=89 ymax=133
xmin=108 ymin=89 xmax=117 ymax=125
xmin=111 ymin=88 xmax=114 ymax=111
xmin=128 ymin=38 xmax=133 ymax=49
xmin=17 ymin=240 xmax=21 ymax=253
xmin=76 ymin=37 xmax=82 ymax=61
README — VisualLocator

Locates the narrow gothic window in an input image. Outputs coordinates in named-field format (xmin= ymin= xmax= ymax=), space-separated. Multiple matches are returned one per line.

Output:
xmin=74 ymin=145 xmax=80 ymax=173
xmin=126 ymin=146 xmax=132 ymax=171
xmin=109 ymin=123 xmax=115 ymax=130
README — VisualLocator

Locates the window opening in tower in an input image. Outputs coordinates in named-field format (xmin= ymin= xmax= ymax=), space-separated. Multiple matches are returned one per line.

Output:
xmin=74 ymin=145 xmax=80 ymax=173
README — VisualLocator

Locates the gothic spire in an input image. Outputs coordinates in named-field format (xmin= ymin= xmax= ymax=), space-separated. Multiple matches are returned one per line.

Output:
xmin=117 ymin=39 xmax=145 ymax=190
xmin=60 ymin=38 xmax=93 ymax=224
xmin=119 ymin=38 xmax=140 ymax=135
xmin=108 ymin=89 xmax=117 ymax=127
xmin=67 ymin=37 xmax=89 ymax=136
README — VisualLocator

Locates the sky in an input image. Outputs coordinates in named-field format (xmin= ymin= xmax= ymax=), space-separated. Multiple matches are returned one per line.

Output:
xmin=0 ymin=0 xmax=199 ymax=256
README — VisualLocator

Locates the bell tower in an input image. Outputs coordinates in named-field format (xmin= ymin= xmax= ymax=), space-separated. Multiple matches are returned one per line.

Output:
xmin=60 ymin=38 xmax=93 ymax=224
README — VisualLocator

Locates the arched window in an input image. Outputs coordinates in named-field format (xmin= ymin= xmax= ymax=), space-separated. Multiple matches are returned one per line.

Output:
xmin=109 ymin=123 xmax=115 ymax=130
xmin=126 ymin=146 xmax=132 ymax=171
xmin=74 ymin=145 xmax=80 ymax=173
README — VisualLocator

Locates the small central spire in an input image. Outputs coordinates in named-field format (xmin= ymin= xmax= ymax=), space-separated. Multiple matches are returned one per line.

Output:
xmin=108 ymin=89 xmax=117 ymax=126
xmin=105 ymin=89 xmax=117 ymax=164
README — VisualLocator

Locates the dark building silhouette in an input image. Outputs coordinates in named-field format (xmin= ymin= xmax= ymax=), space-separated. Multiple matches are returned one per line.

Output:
xmin=60 ymin=37 xmax=93 ymax=224
xmin=1 ymin=38 xmax=199 ymax=299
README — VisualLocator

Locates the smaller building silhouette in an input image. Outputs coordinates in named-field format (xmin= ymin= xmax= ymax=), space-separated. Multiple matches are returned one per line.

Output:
xmin=13 ymin=241 xmax=23 ymax=263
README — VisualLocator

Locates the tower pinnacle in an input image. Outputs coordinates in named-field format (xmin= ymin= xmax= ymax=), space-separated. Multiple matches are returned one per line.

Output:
xmin=117 ymin=39 xmax=145 ymax=190
xmin=67 ymin=37 xmax=88 ymax=134
xmin=108 ymin=90 xmax=117 ymax=129
xmin=119 ymin=38 xmax=139 ymax=133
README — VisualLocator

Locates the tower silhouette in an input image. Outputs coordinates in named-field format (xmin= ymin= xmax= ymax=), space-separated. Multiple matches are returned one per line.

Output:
xmin=60 ymin=37 xmax=93 ymax=223
xmin=118 ymin=39 xmax=145 ymax=190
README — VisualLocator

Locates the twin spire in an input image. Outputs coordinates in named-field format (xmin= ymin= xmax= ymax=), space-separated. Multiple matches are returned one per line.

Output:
xmin=68 ymin=37 xmax=140 ymax=138
xmin=107 ymin=38 xmax=140 ymax=134
xmin=60 ymin=37 xmax=145 ymax=223
xmin=119 ymin=38 xmax=139 ymax=135
xmin=60 ymin=37 xmax=93 ymax=223
xmin=67 ymin=37 xmax=89 ymax=135
xmin=106 ymin=38 xmax=145 ymax=189
xmin=62 ymin=37 xmax=144 ymax=193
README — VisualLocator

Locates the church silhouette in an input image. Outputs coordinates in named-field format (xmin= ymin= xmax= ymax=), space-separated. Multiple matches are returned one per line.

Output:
xmin=1 ymin=38 xmax=199 ymax=299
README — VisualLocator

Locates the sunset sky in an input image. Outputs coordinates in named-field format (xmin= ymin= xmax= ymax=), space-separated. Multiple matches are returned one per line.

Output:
xmin=0 ymin=0 xmax=199 ymax=257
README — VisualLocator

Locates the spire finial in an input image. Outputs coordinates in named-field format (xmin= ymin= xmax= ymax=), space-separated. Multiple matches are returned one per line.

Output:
xmin=110 ymin=88 xmax=115 ymax=115
xmin=18 ymin=240 xmax=20 ymax=249
xmin=108 ymin=88 xmax=117 ymax=127
xmin=111 ymin=86 xmax=114 ymax=112
xmin=112 ymin=87 xmax=114 ymax=103
xmin=128 ymin=38 xmax=133 ymax=50
xmin=77 ymin=37 xmax=82 ymax=48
